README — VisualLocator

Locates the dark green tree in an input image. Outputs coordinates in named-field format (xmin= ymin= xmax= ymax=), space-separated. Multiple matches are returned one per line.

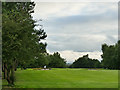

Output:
xmin=2 ymin=2 xmax=47 ymax=85
xmin=48 ymin=52 xmax=66 ymax=68
xmin=70 ymin=54 xmax=101 ymax=68
xmin=101 ymin=41 xmax=119 ymax=69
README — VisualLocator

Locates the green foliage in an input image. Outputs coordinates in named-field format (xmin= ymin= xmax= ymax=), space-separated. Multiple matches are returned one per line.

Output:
xmin=101 ymin=41 xmax=119 ymax=69
xmin=2 ymin=2 xmax=47 ymax=85
xmin=70 ymin=54 xmax=101 ymax=68
xmin=28 ymin=53 xmax=49 ymax=68
xmin=48 ymin=52 xmax=66 ymax=68
xmin=2 ymin=2 xmax=37 ymax=67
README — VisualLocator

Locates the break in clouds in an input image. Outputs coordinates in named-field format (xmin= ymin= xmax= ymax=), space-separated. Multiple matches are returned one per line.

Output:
xmin=32 ymin=2 xmax=118 ymax=63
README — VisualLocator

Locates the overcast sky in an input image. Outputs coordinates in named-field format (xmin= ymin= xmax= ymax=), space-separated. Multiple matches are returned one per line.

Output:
xmin=32 ymin=2 xmax=118 ymax=63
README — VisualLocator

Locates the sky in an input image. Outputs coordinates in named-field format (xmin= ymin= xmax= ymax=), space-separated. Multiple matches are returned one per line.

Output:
xmin=32 ymin=2 xmax=118 ymax=63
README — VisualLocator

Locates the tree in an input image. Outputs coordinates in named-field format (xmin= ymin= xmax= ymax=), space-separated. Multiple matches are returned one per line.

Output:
xmin=28 ymin=53 xmax=49 ymax=68
xmin=48 ymin=52 xmax=66 ymax=68
xmin=70 ymin=54 xmax=101 ymax=68
xmin=2 ymin=2 xmax=47 ymax=85
xmin=101 ymin=41 xmax=119 ymax=69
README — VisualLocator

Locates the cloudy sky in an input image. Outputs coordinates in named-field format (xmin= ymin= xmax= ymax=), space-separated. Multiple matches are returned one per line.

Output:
xmin=32 ymin=2 xmax=118 ymax=63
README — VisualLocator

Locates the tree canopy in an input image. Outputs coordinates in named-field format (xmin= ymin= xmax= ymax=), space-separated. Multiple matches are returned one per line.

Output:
xmin=101 ymin=41 xmax=119 ymax=69
xmin=70 ymin=54 xmax=101 ymax=68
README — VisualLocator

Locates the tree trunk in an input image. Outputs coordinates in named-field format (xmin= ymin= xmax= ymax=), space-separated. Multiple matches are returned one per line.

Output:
xmin=11 ymin=63 xmax=15 ymax=85
xmin=2 ymin=62 xmax=4 ymax=72
xmin=21 ymin=66 xmax=23 ymax=70
xmin=6 ymin=62 xmax=15 ymax=86
xmin=14 ymin=60 xmax=17 ymax=71
xmin=3 ymin=63 xmax=7 ymax=79
xmin=6 ymin=68 xmax=11 ymax=85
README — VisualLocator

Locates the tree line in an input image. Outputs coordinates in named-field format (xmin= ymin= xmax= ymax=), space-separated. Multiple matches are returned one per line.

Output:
xmin=22 ymin=52 xmax=66 ymax=68
xmin=70 ymin=41 xmax=119 ymax=69
xmin=70 ymin=54 xmax=101 ymax=68
xmin=2 ymin=2 xmax=119 ymax=86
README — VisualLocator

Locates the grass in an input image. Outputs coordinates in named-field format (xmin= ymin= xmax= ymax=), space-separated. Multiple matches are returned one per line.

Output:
xmin=2 ymin=68 xmax=118 ymax=88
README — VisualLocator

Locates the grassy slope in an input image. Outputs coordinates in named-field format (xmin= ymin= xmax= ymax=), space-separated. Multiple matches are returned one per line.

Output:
xmin=2 ymin=68 xmax=118 ymax=88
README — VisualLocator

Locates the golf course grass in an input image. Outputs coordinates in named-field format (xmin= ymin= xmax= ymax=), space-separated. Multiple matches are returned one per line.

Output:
xmin=2 ymin=68 xmax=118 ymax=88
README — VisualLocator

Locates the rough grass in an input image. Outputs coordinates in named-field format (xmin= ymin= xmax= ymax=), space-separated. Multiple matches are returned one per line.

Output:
xmin=2 ymin=68 xmax=118 ymax=88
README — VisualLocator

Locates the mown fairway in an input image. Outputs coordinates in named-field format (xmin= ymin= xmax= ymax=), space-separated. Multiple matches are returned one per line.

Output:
xmin=2 ymin=68 xmax=118 ymax=88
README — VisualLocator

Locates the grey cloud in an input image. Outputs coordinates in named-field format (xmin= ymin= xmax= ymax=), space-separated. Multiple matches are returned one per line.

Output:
xmin=46 ymin=35 xmax=105 ymax=52
xmin=42 ymin=8 xmax=117 ymax=36
xmin=34 ymin=3 xmax=118 ymax=53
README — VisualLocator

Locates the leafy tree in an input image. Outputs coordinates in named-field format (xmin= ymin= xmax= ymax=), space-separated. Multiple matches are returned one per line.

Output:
xmin=2 ymin=2 xmax=47 ymax=85
xmin=101 ymin=41 xmax=119 ymax=69
xmin=28 ymin=53 xmax=49 ymax=68
xmin=70 ymin=54 xmax=101 ymax=68
xmin=48 ymin=52 xmax=66 ymax=68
